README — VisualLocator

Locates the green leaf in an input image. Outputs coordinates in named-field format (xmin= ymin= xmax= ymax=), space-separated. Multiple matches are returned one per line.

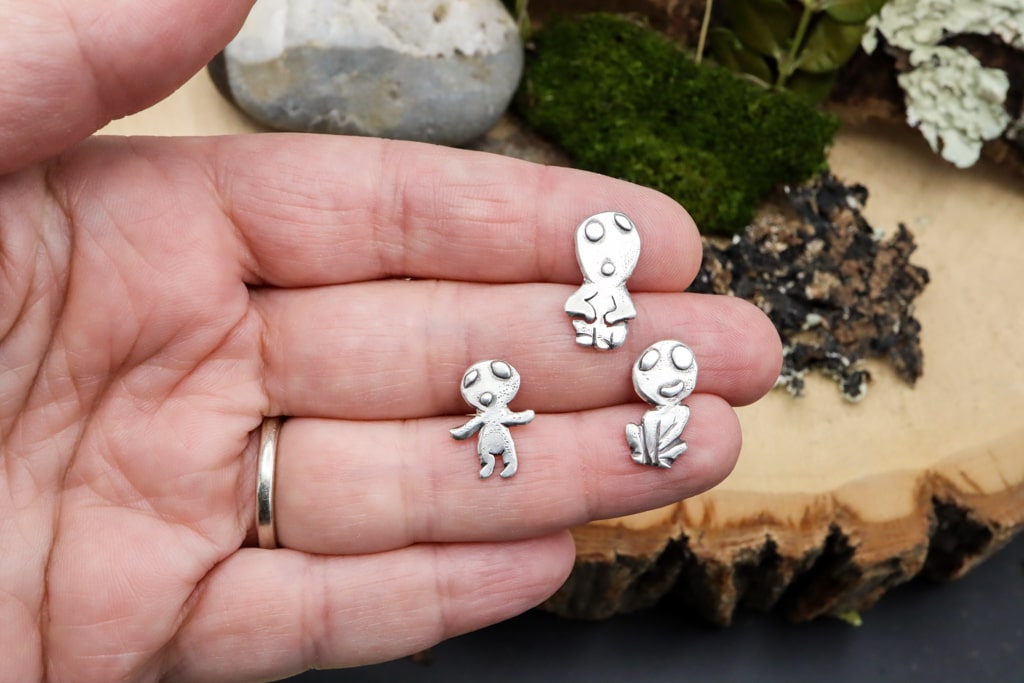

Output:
xmin=786 ymin=70 xmax=838 ymax=102
xmin=796 ymin=14 xmax=866 ymax=73
xmin=822 ymin=0 xmax=887 ymax=24
xmin=725 ymin=0 xmax=798 ymax=58
xmin=709 ymin=27 xmax=774 ymax=85
xmin=834 ymin=610 xmax=863 ymax=627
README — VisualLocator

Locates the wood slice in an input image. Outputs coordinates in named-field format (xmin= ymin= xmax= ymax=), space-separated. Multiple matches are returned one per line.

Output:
xmin=550 ymin=123 xmax=1024 ymax=624
xmin=101 ymin=73 xmax=1024 ymax=625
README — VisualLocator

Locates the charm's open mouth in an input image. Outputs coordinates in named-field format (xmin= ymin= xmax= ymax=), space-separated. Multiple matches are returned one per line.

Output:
xmin=659 ymin=380 xmax=686 ymax=398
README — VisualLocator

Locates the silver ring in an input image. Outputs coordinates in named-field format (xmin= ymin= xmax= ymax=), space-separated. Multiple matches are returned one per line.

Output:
xmin=256 ymin=417 xmax=282 ymax=549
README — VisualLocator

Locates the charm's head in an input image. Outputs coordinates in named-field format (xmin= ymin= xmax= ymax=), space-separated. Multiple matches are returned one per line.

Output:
xmin=632 ymin=340 xmax=698 ymax=407
xmin=460 ymin=360 xmax=522 ymax=411
xmin=574 ymin=211 xmax=641 ymax=284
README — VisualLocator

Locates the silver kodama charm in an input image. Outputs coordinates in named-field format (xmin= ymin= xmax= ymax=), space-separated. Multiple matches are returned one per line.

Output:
xmin=450 ymin=360 xmax=535 ymax=479
xmin=565 ymin=211 xmax=641 ymax=350
xmin=626 ymin=340 xmax=698 ymax=468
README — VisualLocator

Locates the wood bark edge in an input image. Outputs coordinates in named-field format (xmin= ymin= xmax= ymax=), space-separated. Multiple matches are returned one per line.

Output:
xmin=543 ymin=467 xmax=1024 ymax=625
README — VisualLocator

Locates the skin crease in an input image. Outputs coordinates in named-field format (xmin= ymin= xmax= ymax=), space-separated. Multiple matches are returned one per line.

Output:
xmin=0 ymin=1 xmax=783 ymax=682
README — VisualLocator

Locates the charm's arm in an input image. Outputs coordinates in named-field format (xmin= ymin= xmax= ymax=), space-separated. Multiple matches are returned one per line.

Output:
xmin=449 ymin=414 xmax=485 ymax=440
xmin=503 ymin=409 xmax=535 ymax=426
xmin=604 ymin=291 xmax=637 ymax=325
xmin=628 ymin=406 xmax=690 ymax=468
xmin=656 ymin=405 xmax=689 ymax=450
xmin=565 ymin=284 xmax=598 ymax=321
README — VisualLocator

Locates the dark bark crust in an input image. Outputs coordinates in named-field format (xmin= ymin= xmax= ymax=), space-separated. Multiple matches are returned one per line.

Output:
xmin=689 ymin=173 xmax=929 ymax=401
xmin=923 ymin=499 xmax=997 ymax=581
xmin=544 ymin=495 xmax=1022 ymax=625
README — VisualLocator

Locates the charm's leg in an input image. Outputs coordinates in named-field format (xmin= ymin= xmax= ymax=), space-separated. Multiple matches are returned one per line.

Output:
xmin=572 ymin=319 xmax=596 ymax=347
xmin=604 ymin=321 xmax=628 ymax=349
xmin=499 ymin=434 xmax=518 ymax=478
xmin=478 ymin=447 xmax=496 ymax=479
xmin=625 ymin=422 xmax=648 ymax=465
xmin=657 ymin=440 xmax=687 ymax=468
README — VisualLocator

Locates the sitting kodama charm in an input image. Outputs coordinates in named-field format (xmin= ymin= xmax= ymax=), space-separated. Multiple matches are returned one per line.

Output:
xmin=565 ymin=211 xmax=641 ymax=350
xmin=626 ymin=340 xmax=698 ymax=468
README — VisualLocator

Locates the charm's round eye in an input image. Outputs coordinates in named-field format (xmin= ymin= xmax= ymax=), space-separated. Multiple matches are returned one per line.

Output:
xmin=463 ymin=369 xmax=480 ymax=388
xmin=671 ymin=344 xmax=694 ymax=370
xmin=584 ymin=219 xmax=605 ymax=242
xmin=490 ymin=361 xmax=513 ymax=379
xmin=638 ymin=348 xmax=660 ymax=372
xmin=613 ymin=213 xmax=634 ymax=232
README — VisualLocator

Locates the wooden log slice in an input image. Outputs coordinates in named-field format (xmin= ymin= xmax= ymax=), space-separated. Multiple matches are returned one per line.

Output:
xmin=550 ymin=122 xmax=1024 ymax=625
xmin=102 ymin=73 xmax=1024 ymax=625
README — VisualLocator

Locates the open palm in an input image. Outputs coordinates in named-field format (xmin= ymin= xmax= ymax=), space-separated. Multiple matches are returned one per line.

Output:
xmin=0 ymin=2 xmax=781 ymax=682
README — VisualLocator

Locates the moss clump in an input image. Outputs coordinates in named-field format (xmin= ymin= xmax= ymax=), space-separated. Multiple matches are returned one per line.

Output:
xmin=515 ymin=14 xmax=840 ymax=234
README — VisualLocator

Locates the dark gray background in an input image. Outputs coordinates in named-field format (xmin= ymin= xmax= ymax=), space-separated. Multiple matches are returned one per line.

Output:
xmin=288 ymin=531 xmax=1024 ymax=682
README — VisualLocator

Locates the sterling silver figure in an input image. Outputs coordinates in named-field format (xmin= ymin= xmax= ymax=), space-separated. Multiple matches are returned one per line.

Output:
xmin=565 ymin=211 xmax=641 ymax=350
xmin=450 ymin=360 xmax=535 ymax=479
xmin=626 ymin=340 xmax=698 ymax=468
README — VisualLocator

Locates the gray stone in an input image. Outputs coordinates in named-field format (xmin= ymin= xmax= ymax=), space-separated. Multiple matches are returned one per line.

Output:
xmin=222 ymin=0 xmax=523 ymax=145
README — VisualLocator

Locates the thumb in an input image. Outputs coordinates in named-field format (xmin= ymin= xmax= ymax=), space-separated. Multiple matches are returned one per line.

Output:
xmin=0 ymin=0 xmax=255 ymax=176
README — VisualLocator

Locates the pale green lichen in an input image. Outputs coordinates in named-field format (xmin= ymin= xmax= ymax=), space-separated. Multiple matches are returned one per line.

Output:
xmin=863 ymin=0 xmax=1021 ymax=168
xmin=899 ymin=46 xmax=1010 ymax=168
xmin=864 ymin=0 xmax=1024 ymax=52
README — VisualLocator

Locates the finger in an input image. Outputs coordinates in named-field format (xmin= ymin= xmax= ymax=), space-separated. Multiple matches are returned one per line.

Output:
xmin=49 ymin=134 xmax=697 ymax=288
xmin=0 ymin=0 xmax=255 ymax=174
xmin=165 ymin=534 xmax=574 ymax=682
xmin=200 ymin=135 xmax=702 ymax=289
xmin=264 ymin=395 xmax=739 ymax=555
xmin=254 ymin=281 xmax=781 ymax=417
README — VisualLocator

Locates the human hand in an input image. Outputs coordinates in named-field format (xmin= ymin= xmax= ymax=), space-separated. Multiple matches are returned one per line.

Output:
xmin=0 ymin=1 xmax=781 ymax=681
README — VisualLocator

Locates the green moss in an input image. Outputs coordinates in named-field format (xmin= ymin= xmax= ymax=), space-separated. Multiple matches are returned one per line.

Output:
xmin=515 ymin=13 xmax=840 ymax=234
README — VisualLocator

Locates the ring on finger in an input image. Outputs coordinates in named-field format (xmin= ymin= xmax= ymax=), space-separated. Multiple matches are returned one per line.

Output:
xmin=257 ymin=416 xmax=283 ymax=549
